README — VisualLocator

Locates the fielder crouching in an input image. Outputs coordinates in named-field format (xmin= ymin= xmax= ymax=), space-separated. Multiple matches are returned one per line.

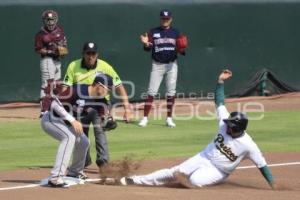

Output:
xmin=120 ymin=70 xmax=276 ymax=189
xmin=40 ymin=74 xmax=113 ymax=187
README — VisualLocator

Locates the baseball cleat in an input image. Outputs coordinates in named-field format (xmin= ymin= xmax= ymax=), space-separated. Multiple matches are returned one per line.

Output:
xmin=48 ymin=177 xmax=69 ymax=188
xmin=166 ymin=117 xmax=176 ymax=128
xmin=66 ymin=172 xmax=88 ymax=180
xmin=138 ymin=117 xmax=148 ymax=127
xmin=84 ymin=159 xmax=92 ymax=168
xmin=120 ymin=177 xmax=134 ymax=186
xmin=99 ymin=177 xmax=118 ymax=185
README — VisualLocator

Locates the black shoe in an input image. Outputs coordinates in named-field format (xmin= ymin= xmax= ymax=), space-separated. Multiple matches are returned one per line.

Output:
xmin=48 ymin=177 xmax=69 ymax=188
xmin=120 ymin=177 xmax=134 ymax=185
xmin=84 ymin=160 xmax=92 ymax=168
xmin=96 ymin=160 xmax=107 ymax=167
xmin=39 ymin=112 xmax=45 ymax=118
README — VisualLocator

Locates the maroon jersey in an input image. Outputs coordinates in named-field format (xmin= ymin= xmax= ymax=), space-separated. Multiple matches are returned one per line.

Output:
xmin=34 ymin=26 xmax=67 ymax=59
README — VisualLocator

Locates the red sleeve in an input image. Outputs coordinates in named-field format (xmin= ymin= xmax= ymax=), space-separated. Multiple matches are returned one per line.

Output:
xmin=58 ymin=26 xmax=68 ymax=47
xmin=34 ymin=32 xmax=43 ymax=51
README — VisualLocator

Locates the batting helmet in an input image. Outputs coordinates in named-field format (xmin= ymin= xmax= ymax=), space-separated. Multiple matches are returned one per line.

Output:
xmin=42 ymin=10 xmax=58 ymax=31
xmin=93 ymin=73 xmax=113 ymax=90
xmin=223 ymin=112 xmax=248 ymax=138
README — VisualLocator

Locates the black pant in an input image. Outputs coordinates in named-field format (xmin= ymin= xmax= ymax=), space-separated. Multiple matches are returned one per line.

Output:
xmin=80 ymin=107 xmax=108 ymax=167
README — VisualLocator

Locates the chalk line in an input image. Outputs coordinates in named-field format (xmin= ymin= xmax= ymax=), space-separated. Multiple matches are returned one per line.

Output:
xmin=1 ymin=161 xmax=300 ymax=191
xmin=0 ymin=178 xmax=102 ymax=191
xmin=237 ymin=161 xmax=300 ymax=169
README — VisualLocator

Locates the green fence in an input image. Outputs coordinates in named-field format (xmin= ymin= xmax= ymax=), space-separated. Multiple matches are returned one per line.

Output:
xmin=0 ymin=0 xmax=300 ymax=102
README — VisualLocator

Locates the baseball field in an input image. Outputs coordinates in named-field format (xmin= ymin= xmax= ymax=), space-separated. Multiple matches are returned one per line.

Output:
xmin=0 ymin=94 xmax=299 ymax=200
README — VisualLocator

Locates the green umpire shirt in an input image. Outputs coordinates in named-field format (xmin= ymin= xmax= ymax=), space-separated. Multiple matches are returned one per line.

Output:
xmin=63 ymin=58 xmax=122 ymax=100
xmin=63 ymin=58 xmax=122 ymax=87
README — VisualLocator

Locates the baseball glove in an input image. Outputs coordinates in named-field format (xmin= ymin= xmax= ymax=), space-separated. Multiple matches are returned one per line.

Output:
xmin=176 ymin=34 xmax=188 ymax=54
xmin=102 ymin=114 xmax=117 ymax=131
xmin=57 ymin=46 xmax=69 ymax=57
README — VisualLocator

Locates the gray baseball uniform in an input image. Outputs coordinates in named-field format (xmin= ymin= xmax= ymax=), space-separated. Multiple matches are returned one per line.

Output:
xmin=40 ymin=85 xmax=102 ymax=178
xmin=41 ymin=99 xmax=89 ymax=178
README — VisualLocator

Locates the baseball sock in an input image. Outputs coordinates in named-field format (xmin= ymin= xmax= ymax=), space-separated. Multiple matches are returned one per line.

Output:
xmin=144 ymin=95 xmax=154 ymax=117
xmin=167 ymin=96 xmax=175 ymax=117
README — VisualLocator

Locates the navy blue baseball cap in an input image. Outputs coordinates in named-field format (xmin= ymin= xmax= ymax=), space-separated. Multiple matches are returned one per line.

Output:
xmin=83 ymin=42 xmax=98 ymax=53
xmin=93 ymin=73 xmax=113 ymax=90
xmin=160 ymin=9 xmax=172 ymax=18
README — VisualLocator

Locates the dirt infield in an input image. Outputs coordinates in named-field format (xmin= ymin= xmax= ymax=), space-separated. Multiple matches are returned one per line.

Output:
xmin=0 ymin=94 xmax=300 ymax=199
xmin=0 ymin=153 xmax=299 ymax=200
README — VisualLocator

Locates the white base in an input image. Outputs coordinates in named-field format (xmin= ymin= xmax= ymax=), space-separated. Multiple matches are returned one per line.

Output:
xmin=40 ymin=176 xmax=85 ymax=187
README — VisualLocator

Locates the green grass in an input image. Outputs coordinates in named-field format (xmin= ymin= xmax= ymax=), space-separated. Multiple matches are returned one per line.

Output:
xmin=0 ymin=111 xmax=299 ymax=171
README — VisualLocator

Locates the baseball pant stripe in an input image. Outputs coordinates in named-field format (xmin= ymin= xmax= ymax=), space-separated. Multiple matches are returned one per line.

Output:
xmin=40 ymin=57 xmax=61 ymax=98
xmin=165 ymin=62 xmax=178 ymax=96
xmin=48 ymin=114 xmax=70 ymax=177
xmin=44 ymin=113 xmax=75 ymax=177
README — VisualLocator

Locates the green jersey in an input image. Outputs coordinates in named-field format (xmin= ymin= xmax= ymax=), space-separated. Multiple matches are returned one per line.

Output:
xmin=63 ymin=59 xmax=122 ymax=87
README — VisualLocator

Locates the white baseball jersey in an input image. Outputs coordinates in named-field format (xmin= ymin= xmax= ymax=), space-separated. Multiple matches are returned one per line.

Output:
xmin=203 ymin=105 xmax=267 ymax=174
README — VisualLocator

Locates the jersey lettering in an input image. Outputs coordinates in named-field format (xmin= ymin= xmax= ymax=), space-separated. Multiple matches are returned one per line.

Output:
xmin=154 ymin=38 xmax=176 ymax=45
xmin=148 ymin=27 xmax=180 ymax=63
xmin=214 ymin=134 xmax=238 ymax=162
xmin=153 ymin=33 xmax=161 ymax=38
xmin=155 ymin=46 xmax=175 ymax=52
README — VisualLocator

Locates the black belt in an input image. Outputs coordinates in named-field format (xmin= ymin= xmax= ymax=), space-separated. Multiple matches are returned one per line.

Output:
xmin=153 ymin=59 xmax=176 ymax=64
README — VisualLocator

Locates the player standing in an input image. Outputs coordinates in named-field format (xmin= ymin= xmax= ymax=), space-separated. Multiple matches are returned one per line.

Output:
xmin=120 ymin=70 xmax=276 ymax=189
xmin=63 ymin=42 xmax=132 ymax=168
xmin=138 ymin=9 xmax=188 ymax=128
xmin=35 ymin=10 xmax=68 ymax=114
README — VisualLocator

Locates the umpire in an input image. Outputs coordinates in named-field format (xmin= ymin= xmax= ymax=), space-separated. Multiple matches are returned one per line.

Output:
xmin=63 ymin=42 xmax=132 ymax=168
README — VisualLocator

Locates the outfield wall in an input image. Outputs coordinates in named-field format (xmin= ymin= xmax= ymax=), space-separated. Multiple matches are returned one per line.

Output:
xmin=0 ymin=0 xmax=300 ymax=102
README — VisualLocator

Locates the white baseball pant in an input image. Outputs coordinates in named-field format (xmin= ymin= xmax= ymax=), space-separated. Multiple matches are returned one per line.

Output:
xmin=147 ymin=60 xmax=178 ymax=97
xmin=40 ymin=57 xmax=61 ymax=98
xmin=131 ymin=152 xmax=228 ymax=187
